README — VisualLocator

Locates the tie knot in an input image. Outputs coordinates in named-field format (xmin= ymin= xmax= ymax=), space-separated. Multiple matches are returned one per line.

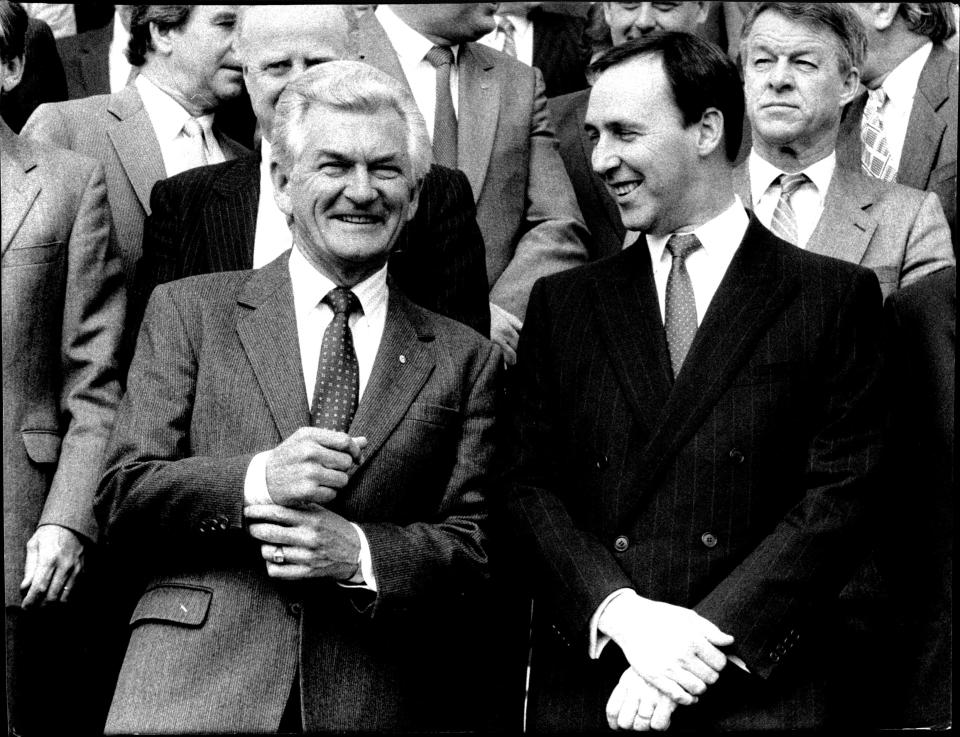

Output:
xmin=182 ymin=117 xmax=208 ymax=139
xmin=868 ymin=86 xmax=888 ymax=108
xmin=777 ymin=172 xmax=809 ymax=197
xmin=324 ymin=287 xmax=361 ymax=316
xmin=498 ymin=16 xmax=516 ymax=36
xmin=666 ymin=233 xmax=702 ymax=262
xmin=425 ymin=45 xmax=455 ymax=68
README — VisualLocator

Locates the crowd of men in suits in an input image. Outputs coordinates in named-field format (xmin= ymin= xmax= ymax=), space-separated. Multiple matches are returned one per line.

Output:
xmin=1 ymin=2 xmax=955 ymax=734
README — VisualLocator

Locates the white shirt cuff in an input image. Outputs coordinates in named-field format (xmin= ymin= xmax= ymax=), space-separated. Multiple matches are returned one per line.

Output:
xmin=243 ymin=451 xmax=273 ymax=506
xmin=588 ymin=588 xmax=637 ymax=659
xmin=337 ymin=523 xmax=377 ymax=592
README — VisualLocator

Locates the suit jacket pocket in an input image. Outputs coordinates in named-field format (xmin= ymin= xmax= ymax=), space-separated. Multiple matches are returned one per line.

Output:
xmin=405 ymin=402 xmax=459 ymax=427
xmin=3 ymin=241 xmax=64 ymax=266
xmin=130 ymin=583 xmax=212 ymax=628
xmin=21 ymin=430 xmax=62 ymax=464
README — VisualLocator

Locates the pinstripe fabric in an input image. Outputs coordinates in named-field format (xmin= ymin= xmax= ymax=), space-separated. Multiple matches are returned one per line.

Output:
xmin=507 ymin=216 xmax=886 ymax=730
xmin=95 ymin=254 xmax=503 ymax=733
xmin=130 ymin=156 xmax=490 ymax=354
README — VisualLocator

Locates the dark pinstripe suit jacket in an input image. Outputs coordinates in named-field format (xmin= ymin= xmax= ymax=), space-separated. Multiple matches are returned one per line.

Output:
xmin=507 ymin=216 xmax=886 ymax=731
xmin=95 ymin=253 xmax=502 ymax=733
xmin=128 ymin=154 xmax=490 ymax=351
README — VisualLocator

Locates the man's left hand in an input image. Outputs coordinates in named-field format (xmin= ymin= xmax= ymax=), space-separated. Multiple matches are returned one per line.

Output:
xmin=606 ymin=668 xmax=677 ymax=732
xmin=20 ymin=524 xmax=86 ymax=608
xmin=245 ymin=504 xmax=360 ymax=581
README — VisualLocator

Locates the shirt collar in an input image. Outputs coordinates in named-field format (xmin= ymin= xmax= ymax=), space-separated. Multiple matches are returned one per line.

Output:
xmin=289 ymin=245 xmax=388 ymax=329
xmin=376 ymin=5 xmax=460 ymax=64
xmin=880 ymin=40 xmax=933 ymax=107
xmin=260 ymin=137 xmax=273 ymax=177
xmin=748 ymin=149 xmax=836 ymax=206
xmin=646 ymin=197 xmax=749 ymax=264
xmin=135 ymin=73 xmax=213 ymax=143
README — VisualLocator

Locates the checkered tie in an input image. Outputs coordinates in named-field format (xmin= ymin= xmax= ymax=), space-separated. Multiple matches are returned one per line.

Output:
xmin=664 ymin=233 xmax=702 ymax=378
xmin=498 ymin=16 xmax=517 ymax=58
xmin=424 ymin=45 xmax=458 ymax=169
xmin=860 ymin=87 xmax=897 ymax=182
xmin=769 ymin=172 xmax=809 ymax=246
xmin=311 ymin=288 xmax=361 ymax=432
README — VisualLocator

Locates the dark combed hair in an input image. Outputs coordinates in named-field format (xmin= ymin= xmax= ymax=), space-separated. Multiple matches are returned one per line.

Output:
xmin=126 ymin=5 xmax=193 ymax=67
xmin=588 ymin=31 xmax=744 ymax=162
xmin=0 ymin=0 xmax=27 ymax=64
xmin=898 ymin=3 xmax=957 ymax=43
xmin=739 ymin=3 xmax=867 ymax=73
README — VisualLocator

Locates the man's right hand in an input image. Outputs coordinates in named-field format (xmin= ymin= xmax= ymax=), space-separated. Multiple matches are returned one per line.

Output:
xmin=264 ymin=427 xmax=367 ymax=508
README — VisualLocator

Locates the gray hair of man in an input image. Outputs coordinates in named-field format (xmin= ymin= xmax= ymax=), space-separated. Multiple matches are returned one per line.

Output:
xmin=740 ymin=2 xmax=867 ymax=74
xmin=272 ymin=60 xmax=432 ymax=187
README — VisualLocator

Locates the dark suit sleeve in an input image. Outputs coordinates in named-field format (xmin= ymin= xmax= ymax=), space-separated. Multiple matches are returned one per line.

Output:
xmin=693 ymin=267 xmax=887 ymax=680
xmin=389 ymin=165 xmax=491 ymax=336
xmin=506 ymin=278 xmax=635 ymax=636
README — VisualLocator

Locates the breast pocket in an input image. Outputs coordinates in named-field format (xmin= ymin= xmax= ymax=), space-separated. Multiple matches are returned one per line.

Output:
xmin=3 ymin=241 xmax=64 ymax=267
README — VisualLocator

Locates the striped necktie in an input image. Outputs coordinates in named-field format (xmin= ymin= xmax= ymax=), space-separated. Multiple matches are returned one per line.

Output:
xmin=498 ymin=16 xmax=517 ymax=58
xmin=424 ymin=45 xmax=458 ymax=169
xmin=860 ymin=87 xmax=897 ymax=182
xmin=769 ymin=172 xmax=809 ymax=246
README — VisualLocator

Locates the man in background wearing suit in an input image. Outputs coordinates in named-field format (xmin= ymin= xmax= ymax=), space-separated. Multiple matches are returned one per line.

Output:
xmin=0 ymin=10 xmax=66 ymax=133
xmin=131 ymin=4 xmax=489 ymax=347
xmin=1 ymin=5 xmax=125 ymax=734
xmin=549 ymin=2 xmax=708 ymax=259
xmin=840 ymin=2 xmax=957 ymax=247
xmin=358 ymin=3 xmax=589 ymax=364
xmin=508 ymin=32 xmax=885 ymax=732
xmin=21 ymin=4 xmax=248 ymax=293
xmin=734 ymin=2 xmax=953 ymax=300
xmin=96 ymin=61 xmax=502 ymax=734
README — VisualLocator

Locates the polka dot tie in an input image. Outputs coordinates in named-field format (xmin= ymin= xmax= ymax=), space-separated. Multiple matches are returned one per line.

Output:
xmin=311 ymin=287 xmax=361 ymax=432
xmin=664 ymin=233 xmax=702 ymax=378
xmin=769 ymin=172 xmax=809 ymax=246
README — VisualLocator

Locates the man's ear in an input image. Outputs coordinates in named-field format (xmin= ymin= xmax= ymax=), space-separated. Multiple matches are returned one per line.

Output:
xmin=0 ymin=55 xmax=25 ymax=93
xmin=149 ymin=21 xmax=176 ymax=57
xmin=839 ymin=65 xmax=862 ymax=108
xmin=868 ymin=3 xmax=899 ymax=32
xmin=405 ymin=177 xmax=423 ymax=222
xmin=270 ymin=159 xmax=294 ymax=217
xmin=695 ymin=107 xmax=725 ymax=158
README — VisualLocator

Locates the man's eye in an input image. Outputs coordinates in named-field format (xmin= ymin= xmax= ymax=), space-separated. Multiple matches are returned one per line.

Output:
xmin=319 ymin=163 xmax=349 ymax=175
xmin=795 ymin=59 xmax=817 ymax=70
xmin=752 ymin=57 xmax=772 ymax=68
xmin=615 ymin=130 xmax=638 ymax=142
xmin=372 ymin=167 xmax=401 ymax=180
xmin=652 ymin=3 xmax=680 ymax=11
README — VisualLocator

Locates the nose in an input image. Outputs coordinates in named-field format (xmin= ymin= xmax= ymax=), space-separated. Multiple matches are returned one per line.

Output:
xmin=591 ymin=134 xmax=620 ymax=178
xmin=767 ymin=58 xmax=794 ymax=90
xmin=344 ymin=167 xmax=378 ymax=204
xmin=635 ymin=4 xmax=656 ymax=34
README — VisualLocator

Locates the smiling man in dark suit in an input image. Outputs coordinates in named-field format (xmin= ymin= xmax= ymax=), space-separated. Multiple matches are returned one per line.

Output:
xmin=507 ymin=32 xmax=886 ymax=732
xmin=96 ymin=60 xmax=501 ymax=734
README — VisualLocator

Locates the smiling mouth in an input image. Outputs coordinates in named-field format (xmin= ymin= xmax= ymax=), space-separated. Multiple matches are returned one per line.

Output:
xmin=335 ymin=214 xmax=383 ymax=225
xmin=608 ymin=180 xmax=642 ymax=197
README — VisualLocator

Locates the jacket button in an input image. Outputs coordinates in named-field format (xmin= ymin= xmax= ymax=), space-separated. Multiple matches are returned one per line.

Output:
xmin=596 ymin=454 xmax=609 ymax=470
xmin=613 ymin=536 xmax=629 ymax=552
xmin=701 ymin=532 xmax=718 ymax=548
xmin=216 ymin=515 xmax=229 ymax=531
xmin=288 ymin=602 xmax=302 ymax=616
xmin=729 ymin=448 xmax=744 ymax=463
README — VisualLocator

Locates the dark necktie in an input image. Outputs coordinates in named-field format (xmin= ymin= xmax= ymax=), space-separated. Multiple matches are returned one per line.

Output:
xmin=424 ymin=45 xmax=458 ymax=169
xmin=769 ymin=172 xmax=809 ymax=246
xmin=664 ymin=233 xmax=703 ymax=378
xmin=311 ymin=287 xmax=361 ymax=432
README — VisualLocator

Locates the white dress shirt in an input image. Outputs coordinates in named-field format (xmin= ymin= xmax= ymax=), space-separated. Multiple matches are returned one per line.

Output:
xmin=244 ymin=246 xmax=389 ymax=590
xmin=749 ymin=150 xmax=835 ymax=249
xmin=873 ymin=41 xmax=933 ymax=177
xmin=135 ymin=73 xmax=226 ymax=177
xmin=589 ymin=198 xmax=750 ymax=671
xmin=477 ymin=12 xmax=534 ymax=66
xmin=375 ymin=5 xmax=460 ymax=141
xmin=253 ymin=138 xmax=294 ymax=269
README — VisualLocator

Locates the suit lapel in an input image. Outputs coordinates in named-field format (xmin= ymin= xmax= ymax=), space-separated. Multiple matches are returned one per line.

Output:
xmin=590 ymin=245 xmax=672 ymax=435
xmin=106 ymin=86 xmax=165 ymax=214
xmin=630 ymin=219 xmax=799 ymax=502
xmin=208 ymin=155 xmax=260 ymax=271
xmin=236 ymin=254 xmax=311 ymax=439
xmin=0 ymin=128 xmax=40 ymax=257
xmin=456 ymin=44 xmax=499 ymax=202
xmin=350 ymin=289 xmax=436 ymax=469
xmin=808 ymin=166 xmax=876 ymax=265
xmin=899 ymin=44 xmax=952 ymax=191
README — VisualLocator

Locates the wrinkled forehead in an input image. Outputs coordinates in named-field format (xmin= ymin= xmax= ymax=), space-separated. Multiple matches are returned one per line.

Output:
xmin=238 ymin=4 xmax=352 ymax=57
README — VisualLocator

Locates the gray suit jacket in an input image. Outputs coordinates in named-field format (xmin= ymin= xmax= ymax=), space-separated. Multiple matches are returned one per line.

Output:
xmin=20 ymin=85 xmax=248 ymax=293
xmin=734 ymin=160 xmax=954 ymax=299
xmin=95 ymin=254 xmax=502 ymax=733
xmin=357 ymin=13 xmax=589 ymax=320
xmin=1 ymin=120 xmax=125 ymax=606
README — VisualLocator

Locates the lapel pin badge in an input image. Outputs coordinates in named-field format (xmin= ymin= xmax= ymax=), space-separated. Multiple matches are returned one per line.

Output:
xmin=399 ymin=354 xmax=406 ymax=364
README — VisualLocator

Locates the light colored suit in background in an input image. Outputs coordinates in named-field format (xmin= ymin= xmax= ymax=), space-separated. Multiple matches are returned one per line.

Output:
xmin=734 ymin=163 xmax=954 ymax=299
xmin=20 ymin=85 xmax=248 ymax=292
xmin=356 ymin=12 xmax=589 ymax=320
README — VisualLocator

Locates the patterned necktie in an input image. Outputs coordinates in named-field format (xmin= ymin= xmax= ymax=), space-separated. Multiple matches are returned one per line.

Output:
xmin=311 ymin=287 xmax=361 ymax=432
xmin=182 ymin=117 xmax=210 ymax=168
xmin=860 ymin=87 xmax=897 ymax=182
xmin=664 ymin=233 xmax=702 ymax=378
xmin=769 ymin=172 xmax=809 ymax=246
xmin=498 ymin=16 xmax=517 ymax=58
xmin=424 ymin=45 xmax=458 ymax=169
